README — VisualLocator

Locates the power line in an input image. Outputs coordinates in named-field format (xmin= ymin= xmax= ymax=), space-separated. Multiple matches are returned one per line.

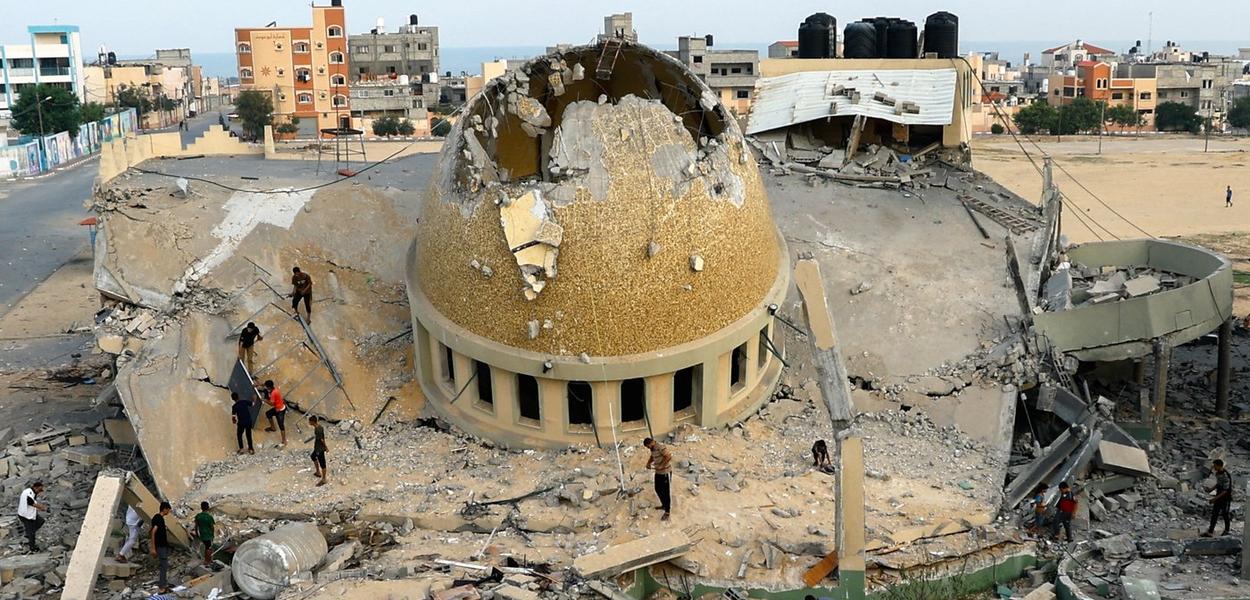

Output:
xmin=1051 ymin=160 xmax=1155 ymax=239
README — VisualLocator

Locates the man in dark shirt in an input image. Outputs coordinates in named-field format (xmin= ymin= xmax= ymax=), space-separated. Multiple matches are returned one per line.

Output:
xmin=237 ymin=322 xmax=263 ymax=372
xmin=1050 ymin=481 xmax=1077 ymax=542
xmin=310 ymin=415 xmax=328 ymax=487
xmin=230 ymin=391 xmax=255 ymax=455
xmin=150 ymin=501 xmax=173 ymax=591
xmin=290 ymin=266 xmax=313 ymax=323
xmin=1204 ymin=459 xmax=1233 ymax=537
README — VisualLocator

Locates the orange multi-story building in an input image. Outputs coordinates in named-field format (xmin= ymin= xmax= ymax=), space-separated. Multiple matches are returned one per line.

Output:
xmin=235 ymin=0 xmax=350 ymax=134
xmin=1047 ymin=60 xmax=1157 ymax=128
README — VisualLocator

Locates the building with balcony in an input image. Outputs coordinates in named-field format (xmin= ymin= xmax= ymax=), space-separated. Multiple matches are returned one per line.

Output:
xmin=1047 ymin=61 xmax=1157 ymax=127
xmin=0 ymin=25 xmax=85 ymax=123
xmin=1040 ymin=40 xmax=1117 ymax=74
xmin=349 ymin=79 xmax=430 ymax=136
xmin=1116 ymin=60 xmax=1243 ymax=128
xmin=348 ymin=14 xmax=439 ymax=110
xmin=235 ymin=0 xmax=350 ymax=134
xmin=667 ymin=36 xmax=760 ymax=115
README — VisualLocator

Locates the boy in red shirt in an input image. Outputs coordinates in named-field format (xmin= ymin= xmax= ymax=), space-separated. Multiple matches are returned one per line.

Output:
xmin=258 ymin=380 xmax=287 ymax=446
xmin=1051 ymin=481 xmax=1077 ymax=542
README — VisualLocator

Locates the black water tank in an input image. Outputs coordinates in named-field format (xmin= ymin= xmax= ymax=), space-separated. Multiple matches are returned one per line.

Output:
xmin=705 ymin=34 xmax=714 ymax=47
xmin=410 ymin=14 xmax=418 ymax=25
xmin=843 ymin=22 xmax=877 ymax=59
xmin=861 ymin=18 xmax=890 ymax=59
xmin=886 ymin=19 xmax=918 ymax=58
xmin=923 ymin=11 xmax=959 ymax=58
xmin=798 ymin=13 xmax=836 ymax=58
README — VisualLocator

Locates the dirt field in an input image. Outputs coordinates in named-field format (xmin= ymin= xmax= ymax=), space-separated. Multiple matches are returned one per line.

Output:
xmin=974 ymin=135 xmax=1250 ymax=243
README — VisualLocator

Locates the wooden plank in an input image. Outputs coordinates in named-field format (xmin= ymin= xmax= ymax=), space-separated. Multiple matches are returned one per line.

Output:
xmin=843 ymin=115 xmax=867 ymax=166
xmin=794 ymin=259 xmax=854 ymax=423
xmin=62 ymin=475 xmax=125 ymax=600
xmin=802 ymin=551 xmax=839 ymax=587
xmin=572 ymin=530 xmax=692 ymax=579
xmin=122 ymin=475 xmax=191 ymax=548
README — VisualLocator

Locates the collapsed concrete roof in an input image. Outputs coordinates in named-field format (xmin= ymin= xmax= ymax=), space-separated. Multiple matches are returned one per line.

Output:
xmin=747 ymin=68 xmax=959 ymax=135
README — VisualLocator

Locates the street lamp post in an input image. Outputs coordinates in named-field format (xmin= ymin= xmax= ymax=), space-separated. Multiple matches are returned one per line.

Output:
xmin=34 ymin=94 xmax=52 ymax=171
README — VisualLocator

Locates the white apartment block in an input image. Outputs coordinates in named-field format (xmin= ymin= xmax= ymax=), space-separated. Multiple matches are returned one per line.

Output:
xmin=0 ymin=25 xmax=86 ymax=118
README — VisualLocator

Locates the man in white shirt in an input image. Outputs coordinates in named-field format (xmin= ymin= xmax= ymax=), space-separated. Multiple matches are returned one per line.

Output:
xmin=116 ymin=505 xmax=143 ymax=562
xmin=16 ymin=482 xmax=47 ymax=552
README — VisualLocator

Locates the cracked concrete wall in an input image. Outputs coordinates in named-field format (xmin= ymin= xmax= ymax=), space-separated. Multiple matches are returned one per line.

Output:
xmin=410 ymin=42 xmax=783 ymax=357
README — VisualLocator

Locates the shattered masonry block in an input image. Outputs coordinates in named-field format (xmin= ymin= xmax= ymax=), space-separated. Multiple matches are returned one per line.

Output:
xmin=690 ymin=255 xmax=705 ymax=272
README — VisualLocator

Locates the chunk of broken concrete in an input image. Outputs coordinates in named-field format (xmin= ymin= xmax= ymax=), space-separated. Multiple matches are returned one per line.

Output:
xmin=527 ymin=320 xmax=541 ymax=340
xmin=689 ymin=254 xmax=705 ymax=272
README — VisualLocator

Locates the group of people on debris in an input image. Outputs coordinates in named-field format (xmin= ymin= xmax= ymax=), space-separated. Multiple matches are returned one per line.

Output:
xmin=229 ymin=266 xmax=329 ymax=487
xmin=1025 ymin=459 xmax=1235 ymax=543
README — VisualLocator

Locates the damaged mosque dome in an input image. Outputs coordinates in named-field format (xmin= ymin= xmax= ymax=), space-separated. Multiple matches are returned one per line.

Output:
xmin=405 ymin=41 xmax=789 ymax=448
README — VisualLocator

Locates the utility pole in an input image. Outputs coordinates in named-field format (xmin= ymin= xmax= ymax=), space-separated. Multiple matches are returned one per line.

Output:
xmin=34 ymin=94 xmax=50 ymax=171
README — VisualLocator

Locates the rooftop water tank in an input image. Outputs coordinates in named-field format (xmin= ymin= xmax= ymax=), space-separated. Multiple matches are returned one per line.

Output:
xmin=798 ymin=13 xmax=836 ymax=58
xmin=886 ymin=19 xmax=918 ymax=59
xmin=923 ymin=12 xmax=959 ymax=58
xmin=843 ymin=22 xmax=877 ymax=59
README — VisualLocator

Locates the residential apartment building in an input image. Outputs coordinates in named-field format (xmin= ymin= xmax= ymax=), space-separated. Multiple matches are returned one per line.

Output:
xmin=83 ymin=61 xmax=193 ymax=129
xmin=0 ymin=25 xmax=85 ymax=124
xmin=1040 ymin=40 xmax=1117 ymax=74
xmin=768 ymin=41 xmax=799 ymax=59
xmin=348 ymin=14 xmax=439 ymax=112
xmin=667 ymin=36 xmax=759 ymax=115
xmin=349 ymin=79 xmax=431 ymax=136
xmin=1047 ymin=61 xmax=1157 ymax=126
xmin=235 ymin=0 xmax=350 ymax=134
xmin=1117 ymin=60 xmax=1242 ymax=127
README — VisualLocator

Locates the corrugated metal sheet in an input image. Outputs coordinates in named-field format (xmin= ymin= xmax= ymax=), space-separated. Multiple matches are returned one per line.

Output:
xmin=746 ymin=68 xmax=958 ymax=135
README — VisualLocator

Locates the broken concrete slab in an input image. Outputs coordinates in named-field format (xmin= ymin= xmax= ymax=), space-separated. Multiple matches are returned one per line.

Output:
xmin=1022 ymin=582 xmax=1056 ymax=600
xmin=62 ymin=445 xmax=115 ymax=466
xmin=1120 ymin=576 xmax=1161 ymax=600
xmin=1095 ymin=533 xmax=1136 ymax=560
xmin=1096 ymin=440 xmax=1152 ymax=478
xmin=794 ymin=258 xmax=855 ymax=423
xmin=1184 ymin=536 xmax=1241 ymax=556
xmin=493 ymin=584 xmax=540 ymax=600
xmin=1123 ymin=275 xmax=1161 ymax=298
xmin=61 ymin=474 xmax=125 ymax=600
xmin=1136 ymin=539 xmax=1179 ymax=558
xmin=572 ymin=530 xmax=692 ymax=579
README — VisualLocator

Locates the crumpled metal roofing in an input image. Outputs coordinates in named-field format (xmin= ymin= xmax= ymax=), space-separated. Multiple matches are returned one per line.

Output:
xmin=746 ymin=68 xmax=958 ymax=135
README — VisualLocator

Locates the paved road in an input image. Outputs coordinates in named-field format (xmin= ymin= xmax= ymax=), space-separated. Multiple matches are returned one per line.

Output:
xmin=0 ymin=108 xmax=231 ymax=319
xmin=0 ymin=158 xmax=97 ymax=318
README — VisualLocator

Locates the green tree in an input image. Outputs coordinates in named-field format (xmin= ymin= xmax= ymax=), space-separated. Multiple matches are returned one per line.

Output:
xmin=1228 ymin=97 xmax=1250 ymax=130
xmin=431 ymin=117 xmax=452 ymax=137
xmin=1105 ymin=104 xmax=1143 ymax=129
xmin=115 ymin=85 xmax=153 ymax=114
xmin=11 ymin=84 xmax=82 ymax=137
xmin=1013 ymin=102 xmax=1057 ymax=135
xmin=80 ymin=102 xmax=108 ymax=124
xmin=1056 ymin=97 xmax=1104 ymax=134
xmin=275 ymin=116 xmax=300 ymax=135
xmin=1155 ymin=101 xmax=1202 ymax=133
xmin=397 ymin=119 xmax=415 ymax=136
xmin=157 ymin=95 xmax=178 ymax=112
xmin=234 ymin=90 xmax=274 ymax=140
xmin=372 ymin=115 xmax=400 ymax=137
xmin=990 ymin=123 xmax=1005 ymax=134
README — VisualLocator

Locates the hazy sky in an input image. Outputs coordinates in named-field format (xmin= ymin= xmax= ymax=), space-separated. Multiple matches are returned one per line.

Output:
xmin=3 ymin=0 xmax=1248 ymax=56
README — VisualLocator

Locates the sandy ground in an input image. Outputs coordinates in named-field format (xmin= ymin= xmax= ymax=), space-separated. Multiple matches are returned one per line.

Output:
xmin=974 ymin=135 xmax=1250 ymax=243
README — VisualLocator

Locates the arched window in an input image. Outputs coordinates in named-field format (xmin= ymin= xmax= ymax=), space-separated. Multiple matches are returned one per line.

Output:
xmin=238 ymin=42 xmax=251 ymax=54
xmin=329 ymin=51 xmax=344 ymax=64
xmin=293 ymin=41 xmax=310 ymax=53
xmin=240 ymin=67 xmax=253 ymax=79
xmin=327 ymin=25 xmax=343 ymax=38
xmin=330 ymin=74 xmax=346 ymax=86
xmin=295 ymin=68 xmax=311 ymax=82
xmin=332 ymin=94 xmax=347 ymax=107
xmin=297 ymin=92 xmax=313 ymax=104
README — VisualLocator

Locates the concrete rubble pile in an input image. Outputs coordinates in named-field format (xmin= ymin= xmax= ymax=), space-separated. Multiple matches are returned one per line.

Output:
xmin=0 ymin=425 xmax=111 ymax=599
xmin=746 ymin=131 xmax=951 ymax=190
xmin=1045 ymin=263 xmax=1192 ymax=312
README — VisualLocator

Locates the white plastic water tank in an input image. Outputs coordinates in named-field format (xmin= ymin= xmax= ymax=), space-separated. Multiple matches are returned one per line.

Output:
xmin=232 ymin=522 xmax=328 ymax=599
xmin=398 ymin=74 xmax=410 ymax=85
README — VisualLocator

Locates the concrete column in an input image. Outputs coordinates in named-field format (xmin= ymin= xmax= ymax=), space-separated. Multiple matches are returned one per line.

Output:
xmin=1217 ymin=318 xmax=1233 ymax=417
xmin=645 ymin=374 xmax=674 ymax=435
xmin=413 ymin=322 xmax=434 ymax=391
xmin=745 ymin=330 xmax=761 ymax=385
xmin=492 ymin=367 xmax=517 ymax=426
xmin=1152 ymin=339 xmax=1171 ymax=445
xmin=451 ymin=352 xmax=475 ymax=404
xmin=836 ymin=436 xmax=867 ymax=600
xmin=591 ymin=381 xmax=620 ymax=442
xmin=698 ymin=354 xmax=728 ymax=427
xmin=62 ymin=475 xmax=126 ymax=600
xmin=537 ymin=378 xmax=566 ymax=436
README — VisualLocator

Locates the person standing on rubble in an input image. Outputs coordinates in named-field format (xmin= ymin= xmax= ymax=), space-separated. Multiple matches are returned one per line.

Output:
xmin=1203 ymin=459 xmax=1233 ymax=537
xmin=258 ymin=379 xmax=288 ymax=446
xmin=230 ymin=391 xmax=255 ymax=455
xmin=310 ymin=415 xmax=329 ymax=487
xmin=1027 ymin=483 xmax=1049 ymax=536
xmin=1050 ymin=481 xmax=1077 ymax=542
xmin=16 ymin=481 xmax=48 ymax=552
xmin=290 ymin=266 xmax=314 ymax=323
xmin=194 ymin=501 xmax=216 ymax=567
xmin=116 ymin=505 xmax=143 ymax=562
xmin=643 ymin=438 xmax=673 ymax=522
xmin=150 ymin=501 xmax=173 ymax=592
xmin=237 ymin=322 xmax=263 ymax=372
